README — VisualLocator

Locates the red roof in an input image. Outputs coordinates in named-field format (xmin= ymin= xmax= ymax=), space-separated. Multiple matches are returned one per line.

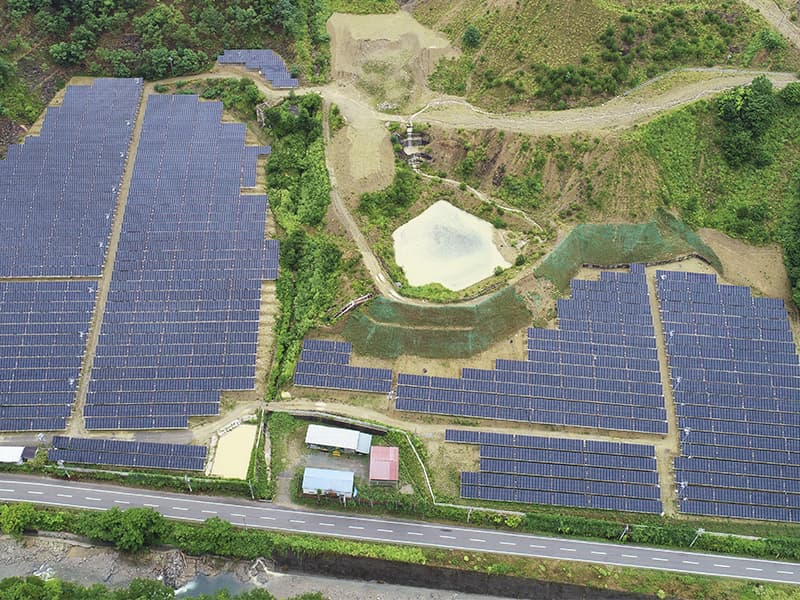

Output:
xmin=369 ymin=446 xmax=399 ymax=481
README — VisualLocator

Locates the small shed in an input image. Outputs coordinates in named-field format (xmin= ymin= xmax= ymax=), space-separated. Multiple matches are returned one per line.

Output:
xmin=305 ymin=424 xmax=372 ymax=455
xmin=369 ymin=446 xmax=399 ymax=486
xmin=301 ymin=467 xmax=354 ymax=499
xmin=21 ymin=447 xmax=37 ymax=462
xmin=0 ymin=447 xmax=25 ymax=464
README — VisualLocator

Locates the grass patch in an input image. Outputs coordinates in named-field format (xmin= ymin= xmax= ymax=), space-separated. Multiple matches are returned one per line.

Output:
xmin=342 ymin=286 xmax=530 ymax=358
xmin=417 ymin=0 xmax=800 ymax=110
xmin=535 ymin=209 xmax=721 ymax=289
xmin=328 ymin=0 xmax=398 ymax=14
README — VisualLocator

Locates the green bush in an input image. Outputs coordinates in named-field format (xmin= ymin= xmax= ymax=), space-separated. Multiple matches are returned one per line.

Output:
xmin=359 ymin=163 xmax=420 ymax=223
xmin=780 ymin=81 xmax=800 ymax=105
xmin=462 ymin=25 xmax=481 ymax=49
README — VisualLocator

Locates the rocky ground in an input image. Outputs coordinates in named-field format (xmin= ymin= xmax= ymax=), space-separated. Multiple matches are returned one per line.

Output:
xmin=0 ymin=533 xmax=507 ymax=600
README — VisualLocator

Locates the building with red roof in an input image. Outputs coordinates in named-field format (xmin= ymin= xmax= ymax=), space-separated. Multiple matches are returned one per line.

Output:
xmin=369 ymin=446 xmax=399 ymax=486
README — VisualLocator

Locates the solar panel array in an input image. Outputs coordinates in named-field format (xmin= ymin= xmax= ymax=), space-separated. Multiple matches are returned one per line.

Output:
xmin=86 ymin=94 xmax=279 ymax=430
xmin=0 ymin=78 xmax=142 ymax=277
xmin=396 ymin=264 xmax=667 ymax=433
xmin=49 ymin=435 xmax=206 ymax=471
xmin=658 ymin=270 xmax=800 ymax=523
xmin=293 ymin=339 xmax=393 ymax=394
xmin=0 ymin=282 xmax=96 ymax=431
xmin=217 ymin=50 xmax=298 ymax=88
xmin=446 ymin=430 xmax=662 ymax=513
xmin=241 ymin=145 xmax=271 ymax=188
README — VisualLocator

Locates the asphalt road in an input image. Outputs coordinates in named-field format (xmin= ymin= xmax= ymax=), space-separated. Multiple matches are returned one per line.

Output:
xmin=1 ymin=474 xmax=798 ymax=585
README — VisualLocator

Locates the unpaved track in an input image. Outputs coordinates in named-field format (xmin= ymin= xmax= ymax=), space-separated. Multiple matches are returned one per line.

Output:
xmin=740 ymin=0 xmax=800 ymax=49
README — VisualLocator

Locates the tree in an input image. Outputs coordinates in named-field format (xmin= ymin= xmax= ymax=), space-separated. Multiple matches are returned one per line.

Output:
xmin=76 ymin=507 xmax=171 ymax=552
xmin=462 ymin=24 xmax=481 ymax=49
xmin=0 ymin=502 xmax=37 ymax=536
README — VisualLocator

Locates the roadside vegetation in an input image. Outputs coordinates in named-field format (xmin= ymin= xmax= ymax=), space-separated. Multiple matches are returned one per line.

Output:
xmin=5 ymin=502 xmax=800 ymax=600
xmin=419 ymin=0 xmax=800 ymax=111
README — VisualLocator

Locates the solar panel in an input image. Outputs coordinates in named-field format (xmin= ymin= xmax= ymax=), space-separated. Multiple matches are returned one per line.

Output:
xmin=0 ymin=78 xmax=142 ymax=277
xmin=658 ymin=270 xmax=800 ymax=523
xmin=217 ymin=50 xmax=298 ymax=88
xmin=83 ymin=94 xmax=279 ymax=430
xmin=448 ymin=429 xmax=662 ymax=514
xmin=49 ymin=435 xmax=206 ymax=470
xmin=293 ymin=338 xmax=393 ymax=394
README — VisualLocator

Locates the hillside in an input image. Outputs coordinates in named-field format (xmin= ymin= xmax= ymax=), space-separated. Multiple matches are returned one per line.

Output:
xmin=0 ymin=0 xmax=396 ymax=152
xmin=421 ymin=75 xmax=800 ymax=304
xmin=415 ymin=0 xmax=800 ymax=111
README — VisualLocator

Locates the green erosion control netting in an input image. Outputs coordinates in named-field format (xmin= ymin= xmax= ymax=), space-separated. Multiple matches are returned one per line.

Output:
xmin=342 ymin=287 xmax=531 ymax=359
xmin=535 ymin=210 xmax=722 ymax=290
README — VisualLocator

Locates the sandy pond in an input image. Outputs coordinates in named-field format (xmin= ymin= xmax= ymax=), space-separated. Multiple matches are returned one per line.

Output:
xmin=392 ymin=200 xmax=511 ymax=291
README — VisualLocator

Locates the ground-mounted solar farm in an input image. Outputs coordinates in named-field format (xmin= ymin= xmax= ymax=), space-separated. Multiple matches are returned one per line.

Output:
xmin=1 ymin=69 xmax=799 ymax=533
xmin=0 ymin=76 xmax=280 ymax=474
xmin=292 ymin=262 xmax=800 ymax=524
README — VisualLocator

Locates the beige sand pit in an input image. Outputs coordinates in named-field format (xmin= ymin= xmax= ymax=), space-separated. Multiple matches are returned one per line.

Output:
xmin=210 ymin=424 xmax=257 ymax=480
xmin=392 ymin=200 xmax=511 ymax=291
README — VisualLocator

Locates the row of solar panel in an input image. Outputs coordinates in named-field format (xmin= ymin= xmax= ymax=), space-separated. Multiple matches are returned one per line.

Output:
xmin=299 ymin=350 xmax=351 ymax=365
xmin=396 ymin=382 xmax=664 ymax=406
xmin=679 ymin=500 xmax=799 ymax=523
xmin=556 ymin=320 xmax=654 ymax=338
xmin=49 ymin=449 xmax=204 ymax=471
xmin=395 ymin=398 xmax=668 ymax=434
xmin=85 ymin=390 xmax=218 ymax=404
xmin=665 ymin=334 xmax=796 ymax=354
xmin=0 ymin=417 xmax=66 ymax=431
xmin=507 ymin=355 xmax=660 ymax=374
xmin=480 ymin=444 xmax=656 ymax=471
xmin=396 ymin=386 xmax=666 ymax=412
xmin=528 ymin=343 xmax=658 ymax=360
xmin=85 ymin=415 xmax=189 ymax=430
xmin=98 ymin=332 xmax=258 ymax=344
xmin=302 ymin=339 xmax=353 ymax=353
xmin=0 ymin=392 xmax=74 ymax=406
xmin=98 ymin=344 xmax=257 ymax=359
xmin=479 ymin=458 xmax=658 ymax=485
xmin=666 ymin=344 xmax=798 ymax=365
xmin=91 ymin=363 xmax=254 ymax=378
xmin=0 ymin=405 xmax=71 ymax=418
xmin=293 ymin=373 xmax=391 ymax=394
xmin=443 ymin=429 xmax=656 ymax=457
xmin=0 ymin=380 xmax=78 ymax=393
xmin=680 ymin=484 xmax=800 ymax=508
xmin=52 ymin=436 xmax=206 ymax=457
xmin=94 ymin=353 xmax=257 ymax=368
xmin=84 ymin=403 xmax=218 ymax=417
xmin=669 ymin=356 xmax=800 ymax=376
xmin=463 ymin=471 xmax=659 ymax=499
xmin=479 ymin=367 xmax=661 ymax=388
xmin=676 ymin=467 xmax=800 ymax=492
xmin=293 ymin=361 xmax=392 ymax=381
xmin=526 ymin=326 xmax=655 ymax=345
xmin=107 ymin=286 xmax=263 ymax=298
xmin=89 ymin=376 xmax=253 ymax=391
xmin=673 ymin=368 xmax=800 ymax=389
xmin=462 ymin=485 xmax=663 ymax=514
xmin=558 ymin=298 xmax=652 ymax=316
xmin=679 ymin=442 xmax=800 ymax=466
xmin=681 ymin=430 xmax=800 ymax=453
xmin=678 ymin=403 xmax=800 ymax=426
xmin=678 ymin=417 xmax=800 ymax=442
xmin=660 ymin=299 xmax=789 ymax=320
xmin=217 ymin=50 xmax=298 ymax=88
xmin=675 ymin=378 xmax=799 ymax=398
